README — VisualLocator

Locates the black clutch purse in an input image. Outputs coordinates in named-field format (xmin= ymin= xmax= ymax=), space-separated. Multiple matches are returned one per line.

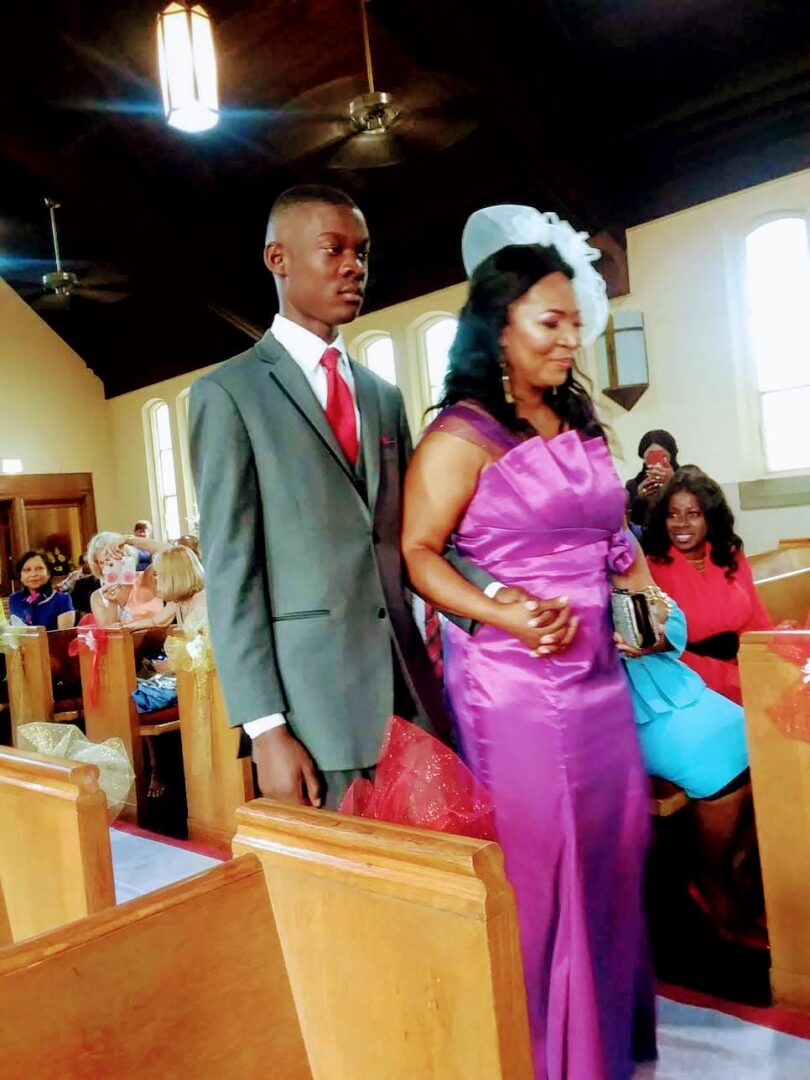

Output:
xmin=610 ymin=588 xmax=663 ymax=650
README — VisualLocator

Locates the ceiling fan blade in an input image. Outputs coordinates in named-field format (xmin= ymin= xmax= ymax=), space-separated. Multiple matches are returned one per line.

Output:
xmin=32 ymin=292 xmax=71 ymax=312
xmin=78 ymin=286 xmax=130 ymax=303
xmin=271 ymin=76 xmax=365 ymax=160
xmin=328 ymin=131 xmax=404 ymax=170
xmin=79 ymin=267 xmax=130 ymax=289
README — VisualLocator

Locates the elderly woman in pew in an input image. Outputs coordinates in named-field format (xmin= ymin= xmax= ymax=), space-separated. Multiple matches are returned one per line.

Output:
xmin=87 ymin=532 xmax=174 ymax=630
xmin=9 ymin=551 xmax=75 ymax=630
xmin=86 ymin=531 xmax=176 ymax=798
xmin=617 ymin=599 xmax=762 ymax=947
xmin=643 ymin=468 xmax=772 ymax=705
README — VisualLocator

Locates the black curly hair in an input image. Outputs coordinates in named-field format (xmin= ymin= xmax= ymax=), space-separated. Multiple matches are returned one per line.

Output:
xmin=643 ymin=468 xmax=743 ymax=577
xmin=435 ymin=243 xmax=607 ymax=440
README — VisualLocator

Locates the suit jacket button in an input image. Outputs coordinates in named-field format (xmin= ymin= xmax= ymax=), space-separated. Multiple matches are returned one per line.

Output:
xmin=377 ymin=608 xmax=386 ymax=619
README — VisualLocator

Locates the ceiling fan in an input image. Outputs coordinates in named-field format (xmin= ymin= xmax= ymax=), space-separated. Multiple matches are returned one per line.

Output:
xmin=12 ymin=198 xmax=130 ymax=312
xmin=272 ymin=0 xmax=478 ymax=169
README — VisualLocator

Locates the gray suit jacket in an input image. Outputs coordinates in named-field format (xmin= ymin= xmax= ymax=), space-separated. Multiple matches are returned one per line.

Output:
xmin=190 ymin=330 xmax=489 ymax=771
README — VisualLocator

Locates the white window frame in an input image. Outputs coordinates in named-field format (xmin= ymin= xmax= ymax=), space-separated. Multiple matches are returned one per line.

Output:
xmin=408 ymin=311 xmax=459 ymax=428
xmin=175 ymin=388 xmax=199 ymax=533
xmin=725 ymin=209 xmax=810 ymax=479
xmin=353 ymin=330 xmax=399 ymax=387
xmin=143 ymin=399 xmax=181 ymax=540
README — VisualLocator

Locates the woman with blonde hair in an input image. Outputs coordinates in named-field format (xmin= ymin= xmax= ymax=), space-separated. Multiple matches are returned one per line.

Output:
xmin=153 ymin=545 xmax=207 ymax=628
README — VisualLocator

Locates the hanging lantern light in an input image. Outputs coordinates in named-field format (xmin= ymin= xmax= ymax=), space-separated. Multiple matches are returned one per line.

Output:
xmin=156 ymin=2 xmax=219 ymax=134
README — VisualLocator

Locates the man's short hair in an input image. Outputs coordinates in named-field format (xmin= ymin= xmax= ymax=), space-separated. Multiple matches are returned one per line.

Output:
xmin=265 ymin=184 xmax=358 ymax=245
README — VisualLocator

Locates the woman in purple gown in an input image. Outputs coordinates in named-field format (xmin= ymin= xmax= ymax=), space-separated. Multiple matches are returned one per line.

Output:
xmin=402 ymin=207 xmax=658 ymax=1079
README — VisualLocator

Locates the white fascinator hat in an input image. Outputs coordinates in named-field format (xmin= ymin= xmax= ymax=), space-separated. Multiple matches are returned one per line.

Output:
xmin=461 ymin=204 xmax=609 ymax=346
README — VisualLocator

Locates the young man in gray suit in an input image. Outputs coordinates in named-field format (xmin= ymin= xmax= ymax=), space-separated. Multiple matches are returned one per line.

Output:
xmin=190 ymin=185 xmax=546 ymax=808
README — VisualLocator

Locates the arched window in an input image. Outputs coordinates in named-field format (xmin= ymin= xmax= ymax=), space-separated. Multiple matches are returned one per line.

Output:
xmin=148 ymin=401 xmax=181 ymax=539
xmin=360 ymin=333 xmax=397 ymax=385
xmin=175 ymin=389 xmax=198 ymax=532
xmin=423 ymin=316 xmax=458 ymax=406
xmin=744 ymin=217 xmax=810 ymax=472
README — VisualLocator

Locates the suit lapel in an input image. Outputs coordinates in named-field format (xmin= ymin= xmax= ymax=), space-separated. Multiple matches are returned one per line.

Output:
xmin=256 ymin=331 xmax=360 ymax=490
xmin=352 ymin=363 xmax=381 ymax=512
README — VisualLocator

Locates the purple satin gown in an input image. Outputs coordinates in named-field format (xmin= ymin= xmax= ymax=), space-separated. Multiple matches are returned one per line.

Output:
xmin=433 ymin=403 xmax=655 ymax=1079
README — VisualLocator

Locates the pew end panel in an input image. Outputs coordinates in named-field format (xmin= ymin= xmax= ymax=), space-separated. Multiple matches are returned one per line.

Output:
xmin=79 ymin=628 xmax=143 ymax=822
xmin=0 ymin=855 xmax=311 ymax=1079
xmin=740 ymin=630 xmax=810 ymax=1010
xmin=754 ymin=566 xmax=810 ymax=624
xmin=7 ymin=627 xmax=53 ymax=746
xmin=176 ymin=665 xmax=254 ymax=850
xmin=0 ymin=745 xmax=115 ymax=942
xmin=234 ymin=799 xmax=533 ymax=1080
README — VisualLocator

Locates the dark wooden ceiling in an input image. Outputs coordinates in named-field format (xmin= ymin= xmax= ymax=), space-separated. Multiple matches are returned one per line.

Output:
xmin=3 ymin=0 xmax=809 ymax=396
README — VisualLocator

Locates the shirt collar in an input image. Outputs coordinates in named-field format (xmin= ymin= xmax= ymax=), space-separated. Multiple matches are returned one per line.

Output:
xmin=271 ymin=314 xmax=348 ymax=376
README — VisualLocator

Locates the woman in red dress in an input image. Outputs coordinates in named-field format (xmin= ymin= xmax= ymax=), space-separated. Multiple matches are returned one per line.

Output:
xmin=643 ymin=469 xmax=772 ymax=705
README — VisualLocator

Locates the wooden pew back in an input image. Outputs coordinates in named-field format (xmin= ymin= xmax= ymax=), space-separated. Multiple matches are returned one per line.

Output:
xmin=0 ymin=856 xmax=311 ymax=1079
xmin=234 ymin=800 xmax=533 ymax=1080
xmin=176 ymin=664 xmax=254 ymax=849
xmin=754 ymin=566 xmax=810 ymax=624
xmin=750 ymin=544 xmax=810 ymax=582
xmin=740 ymin=630 xmax=810 ymax=1009
xmin=80 ymin=626 xmax=177 ymax=823
xmin=6 ymin=626 xmax=53 ymax=745
xmin=0 ymin=745 xmax=114 ymax=942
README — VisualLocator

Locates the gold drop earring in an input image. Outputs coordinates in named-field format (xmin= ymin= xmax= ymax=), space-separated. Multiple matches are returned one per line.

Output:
xmin=500 ymin=358 xmax=514 ymax=404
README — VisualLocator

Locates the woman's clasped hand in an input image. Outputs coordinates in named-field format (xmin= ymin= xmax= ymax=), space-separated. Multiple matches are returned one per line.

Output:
xmin=488 ymin=586 xmax=578 ymax=655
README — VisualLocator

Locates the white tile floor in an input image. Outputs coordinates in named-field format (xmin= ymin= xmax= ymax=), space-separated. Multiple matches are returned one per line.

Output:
xmin=642 ymin=998 xmax=810 ymax=1078
xmin=110 ymin=827 xmax=810 ymax=1078
xmin=109 ymin=827 xmax=221 ymax=903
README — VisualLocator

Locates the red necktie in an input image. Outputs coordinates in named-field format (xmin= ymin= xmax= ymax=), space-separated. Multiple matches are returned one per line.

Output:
xmin=321 ymin=347 xmax=359 ymax=467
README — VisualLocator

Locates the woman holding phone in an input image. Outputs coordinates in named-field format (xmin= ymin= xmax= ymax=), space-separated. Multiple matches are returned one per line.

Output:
xmin=86 ymin=531 xmax=173 ymax=629
xmin=626 ymin=429 xmax=679 ymax=527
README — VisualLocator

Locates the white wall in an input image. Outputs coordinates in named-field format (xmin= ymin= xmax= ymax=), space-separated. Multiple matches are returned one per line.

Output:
xmin=106 ymin=365 xmax=217 ymax=538
xmin=593 ymin=167 xmax=810 ymax=552
xmin=0 ymin=278 xmax=117 ymax=526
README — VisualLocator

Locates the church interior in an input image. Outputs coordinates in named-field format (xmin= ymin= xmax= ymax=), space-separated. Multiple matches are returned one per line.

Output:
xmin=2 ymin=1 xmax=810 ymax=1075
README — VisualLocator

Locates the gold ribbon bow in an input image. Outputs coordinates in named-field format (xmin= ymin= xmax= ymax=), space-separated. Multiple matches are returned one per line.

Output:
xmin=0 ymin=607 xmax=30 ymax=726
xmin=165 ymin=620 xmax=215 ymax=775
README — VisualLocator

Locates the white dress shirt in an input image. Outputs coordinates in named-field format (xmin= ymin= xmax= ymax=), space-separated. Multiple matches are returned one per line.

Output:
xmin=243 ymin=315 xmax=360 ymax=740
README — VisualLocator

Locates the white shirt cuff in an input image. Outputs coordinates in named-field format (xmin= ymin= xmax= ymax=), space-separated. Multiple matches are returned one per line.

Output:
xmin=243 ymin=713 xmax=286 ymax=739
xmin=484 ymin=581 xmax=506 ymax=598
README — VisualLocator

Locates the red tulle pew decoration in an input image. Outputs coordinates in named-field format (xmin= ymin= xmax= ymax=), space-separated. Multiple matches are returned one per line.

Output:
xmin=339 ymin=716 xmax=496 ymax=841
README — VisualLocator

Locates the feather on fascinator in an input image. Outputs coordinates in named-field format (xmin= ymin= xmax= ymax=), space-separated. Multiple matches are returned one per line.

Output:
xmin=461 ymin=204 xmax=609 ymax=346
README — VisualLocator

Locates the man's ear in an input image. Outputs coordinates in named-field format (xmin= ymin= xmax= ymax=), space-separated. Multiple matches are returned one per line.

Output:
xmin=264 ymin=240 xmax=286 ymax=276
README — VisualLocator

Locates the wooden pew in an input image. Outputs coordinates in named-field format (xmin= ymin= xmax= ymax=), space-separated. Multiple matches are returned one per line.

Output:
xmin=754 ymin=566 xmax=810 ymax=624
xmin=176 ymin=664 xmax=254 ymax=850
xmin=750 ymin=543 xmax=810 ymax=582
xmin=5 ymin=626 xmax=53 ymax=746
xmin=0 ymin=856 xmax=311 ymax=1079
xmin=740 ymin=630 xmax=810 ymax=1009
xmin=0 ymin=744 xmax=115 ymax=942
xmin=234 ymin=800 xmax=533 ymax=1079
xmin=80 ymin=626 xmax=179 ymax=824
